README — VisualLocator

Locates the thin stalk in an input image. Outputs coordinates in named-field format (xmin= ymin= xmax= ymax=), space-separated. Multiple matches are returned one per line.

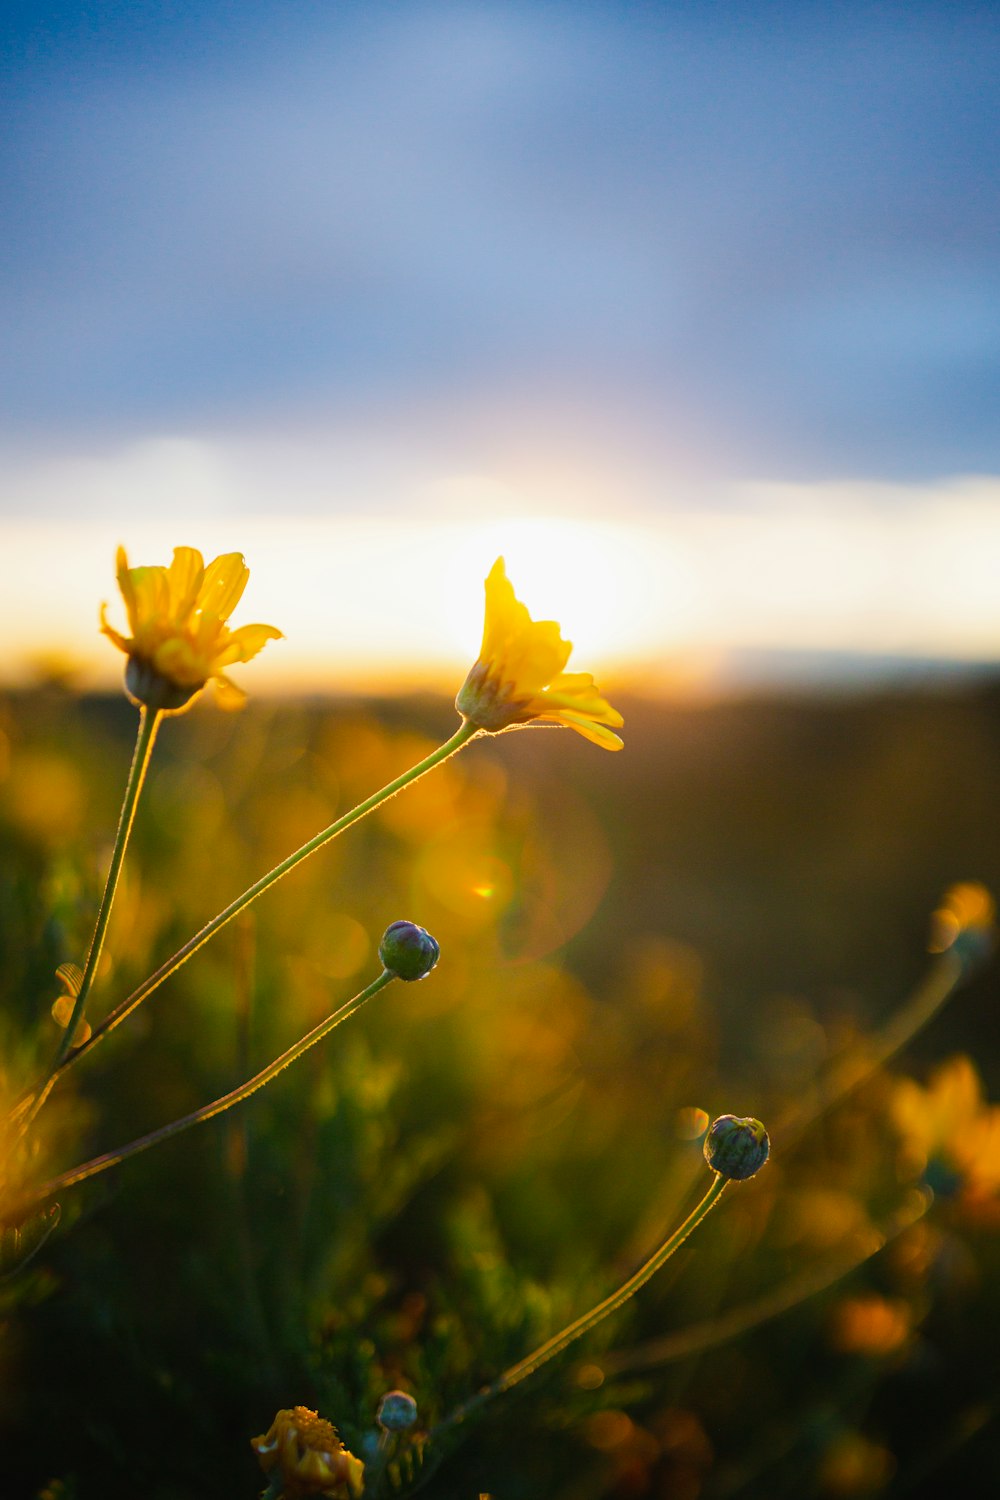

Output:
xmin=776 ymin=949 xmax=965 ymax=1145
xmin=17 ymin=969 xmax=395 ymax=1211
xmin=46 ymin=718 xmax=479 ymax=1087
xmin=596 ymin=1186 xmax=931 ymax=1378
xmin=434 ymin=1173 xmax=729 ymax=1438
xmin=22 ymin=708 xmax=161 ymax=1127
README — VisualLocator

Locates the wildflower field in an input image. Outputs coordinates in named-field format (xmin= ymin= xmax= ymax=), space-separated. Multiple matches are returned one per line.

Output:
xmin=3 ymin=568 xmax=1000 ymax=1496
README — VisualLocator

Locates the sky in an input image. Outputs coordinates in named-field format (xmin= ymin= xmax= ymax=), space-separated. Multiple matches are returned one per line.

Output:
xmin=2 ymin=1 xmax=1000 ymax=691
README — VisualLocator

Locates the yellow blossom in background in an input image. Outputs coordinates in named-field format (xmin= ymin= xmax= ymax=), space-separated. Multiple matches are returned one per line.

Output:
xmin=891 ymin=1055 xmax=1000 ymax=1199
xmin=828 ymin=1294 xmax=913 ymax=1357
xmin=101 ymin=546 xmax=282 ymax=712
xmin=251 ymin=1407 xmax=364 ymax=1499
xmin=928 ymin=881 xmax=995 ymax=963
xmin=456 ymin=557 xmax=624 ymax=749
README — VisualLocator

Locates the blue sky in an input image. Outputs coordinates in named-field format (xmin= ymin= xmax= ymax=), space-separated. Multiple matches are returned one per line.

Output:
xmin=3 ymin=1 xmax=999 ymax=493
xmin=3 ymin=3 xmax=1000 ymax=687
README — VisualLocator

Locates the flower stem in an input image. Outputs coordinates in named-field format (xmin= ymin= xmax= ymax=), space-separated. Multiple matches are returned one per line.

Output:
xmin=20 ymin=708 xmax=162 ymax=1129
xmin=17 ymin=969 xmax=395 ymax=1211
xmin=775 ymin=948 xmax=965 ymax=1145
xmin=48 ymin=718 xmax=480 ymax=1087
xmin=596 ymin=1186 xmax=930 ymax=1378
xmin=433 ymin=1172 xmax=729 ymax=1438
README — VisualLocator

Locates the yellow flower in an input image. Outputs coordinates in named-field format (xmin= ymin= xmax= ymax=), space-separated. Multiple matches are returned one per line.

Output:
xmin=251 ymin=1407 xmax=364 ymax=1499
xmin=891 ymin=1055 xmax=1000 ymax=1199
xmin=456 ymin=558 xmax=624 ymax=750
xmin=101 ymin=546 xmax=282 ymax=712
xmin=928 ymin=881 xmax=995 ymax=967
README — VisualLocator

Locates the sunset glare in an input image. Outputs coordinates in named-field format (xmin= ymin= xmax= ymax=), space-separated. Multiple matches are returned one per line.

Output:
xmin=5 ymin=476 xmax=1000 ymax=697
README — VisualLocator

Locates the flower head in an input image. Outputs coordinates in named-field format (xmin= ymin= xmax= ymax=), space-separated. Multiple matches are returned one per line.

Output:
xmin=251 ymin=1407 xmax=364 ymax=1499
xmin=378 ymin=920 xmax=440 ymax=982
xmin=891 ymin=1055 xmax=1000 ymax=1201
xmin=376 ymin=1389 xmax=419 ymax=1432
xmin=101 ymin=545 xmax=282 ymax=712
xmin=456 ymin=558 xmax=623 ymax=750
xmin=703 ymin=1114 xmax=770 ymax=1180
xmin=928 ymin=881 xmax=995 ymax=972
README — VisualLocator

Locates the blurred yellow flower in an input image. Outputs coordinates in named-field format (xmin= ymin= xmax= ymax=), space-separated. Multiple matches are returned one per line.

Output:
xmin=928 ymin=881 xmax=995 ymax=964
xmin=101 ymin=546 xmax=281 ymax=712
xmin=892 ymin=1054 xmax=1000 ymax=1199
xmin=251 ymin=1407 xmax=364 ymax=1499
xmin=456 ymin=557 xmax=624 ymax=750
xmin=828 ymin=1294 xmax=912 ymax=1357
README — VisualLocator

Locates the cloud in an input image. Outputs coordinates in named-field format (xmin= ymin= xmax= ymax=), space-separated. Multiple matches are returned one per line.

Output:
xmin=2 ymin=3 xmax=999 ymax=478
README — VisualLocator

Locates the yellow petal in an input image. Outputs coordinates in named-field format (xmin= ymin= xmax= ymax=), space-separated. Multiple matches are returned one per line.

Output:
xmin=129 ymin=566 xmax=171 ymax=634
xmin=545 ymin=672 xmax=624 ymax=726
xmin=166 ymin=546 xmax=205 ymax=620
xmin=200 ymin=552 xmax=249 ymax=621
xmin=214 ymin=622 xmax=284 ymax=666
xmin=213 ymin=673 xmax=247 ymax=710
xmin=99 ymin=603 xmax=131 ymax=656
xmin=549 ymin=709 xmax=624 ymax=750
xmin=503 ymin=618 xmax=572 ymax=693
xmin=480 ymin=558 xmax=532 ymax=661
xmin=154 ymin=636 xmax=209 ymax=688
xmin=115 ymin=546 xmax=140 ymax=633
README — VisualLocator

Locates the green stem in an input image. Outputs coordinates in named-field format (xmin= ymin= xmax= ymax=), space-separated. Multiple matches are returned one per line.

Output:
xmin=21 ymin=708 xmax=162 ymax=1131
xmin=60 ymin=707 xmax=162 ymax=1062
xmin=48 ymin=718 xmax=479 ymax=1085
xmin=776 ymin=948 xmax=965 ymax=1145
xmin=18 ymin=969 xmax=395 ymax=1211
xmin=434 ymin=1172 xmax=729 ymax=1438
xmin=597 ymin=1186 xmax=930 ymax=1378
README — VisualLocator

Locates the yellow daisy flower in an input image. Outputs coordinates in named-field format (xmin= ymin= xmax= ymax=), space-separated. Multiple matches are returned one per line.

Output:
xmin=456 ymin=557 xmax=624 ymax=750
xmin=251 ymin=1407 xmax=365 ymax=1499
xmin=101 ymin=545 xmax=282 ymax=712
xmin=892 ymin=1054 xmax=1000 ymax=1199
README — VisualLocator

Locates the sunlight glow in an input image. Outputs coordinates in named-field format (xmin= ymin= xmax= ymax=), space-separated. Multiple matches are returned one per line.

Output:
xmin=3 ymin=474 xmax=1000 ymax=694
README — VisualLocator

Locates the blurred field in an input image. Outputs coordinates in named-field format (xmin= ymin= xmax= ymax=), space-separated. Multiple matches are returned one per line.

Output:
xmin=2 ymin=682 xmax=1000 ymax=1499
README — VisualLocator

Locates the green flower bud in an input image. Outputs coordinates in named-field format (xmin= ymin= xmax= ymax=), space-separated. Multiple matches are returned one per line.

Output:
xmin=376 ymin=1390 xmax=418 ymax=1432
xmin=124 ymin=656 xmax=200 ymax=713
xmin=378 ymin=921 xmax=440 ymax=982
xmin=703 ymin=1114 xmax=770 ymax=1181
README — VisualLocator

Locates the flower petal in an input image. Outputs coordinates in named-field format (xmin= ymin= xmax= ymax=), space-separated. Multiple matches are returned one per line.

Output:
xmin=129 ymin=566 xmax=171 ymax=637
xmin=213 ymin=672 xmax=247 ymax=710
xmin=166 ymin=546 xmax=205 ymax=620
xmin=214 ymin=622 xmax=284 ymax=666
xmin=99 ymin=603 xmax=131 ymax=656
xmin=544 ymin=672 xmax=624 ymax=726
xmin=547 ymin=709 xmax=624 ymax=750
xmin=200 ymin=552 xmax=249 ymax=621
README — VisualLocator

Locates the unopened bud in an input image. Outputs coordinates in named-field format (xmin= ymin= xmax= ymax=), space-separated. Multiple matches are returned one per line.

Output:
xmin=376 ymin=1390 xmax=418 ymax=1432
xmin=703 ymin=1114 xmax=770 ymax=1181
xmin=378 ymin=921 xmax=440 ymax=982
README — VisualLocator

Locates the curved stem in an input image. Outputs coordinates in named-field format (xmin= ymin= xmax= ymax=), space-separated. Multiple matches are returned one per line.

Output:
xmin=434 ymin=1173 xmax=729 ymax=1438
xmin=60 ymin=706 xmax=162 ymax=1062
xmin=46 ymin=718 xmax=479 ymax=1087
xmin=776 ymin=949 xmax=965 ymax=1146
xmin=597 ymin=1186 xmax=930 ymax=1378
xmin=17 ymin=969 xmax=395 ymax=1211
xmin=21 ymin=708 xmax=161 ymax=1129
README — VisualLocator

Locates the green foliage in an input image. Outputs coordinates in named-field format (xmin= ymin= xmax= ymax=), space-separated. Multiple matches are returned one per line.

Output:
xmin=1 ymin=685 xmax=1000 ymax=1497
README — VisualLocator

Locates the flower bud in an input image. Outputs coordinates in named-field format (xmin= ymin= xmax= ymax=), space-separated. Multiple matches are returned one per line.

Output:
xmin=376 ymin=1389 xmax=418 ymax=1432
xmin=378 ymin=921 xmax=440 ymax=982
xmin=124 ymin=655 xmax=200 ymax=713
xmin=703 ymin=1114 xmax=770 ymax=1181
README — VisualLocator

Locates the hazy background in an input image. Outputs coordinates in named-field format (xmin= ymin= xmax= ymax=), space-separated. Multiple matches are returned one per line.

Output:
xmin=3 ymin=1 xmax=1000 ymax=688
